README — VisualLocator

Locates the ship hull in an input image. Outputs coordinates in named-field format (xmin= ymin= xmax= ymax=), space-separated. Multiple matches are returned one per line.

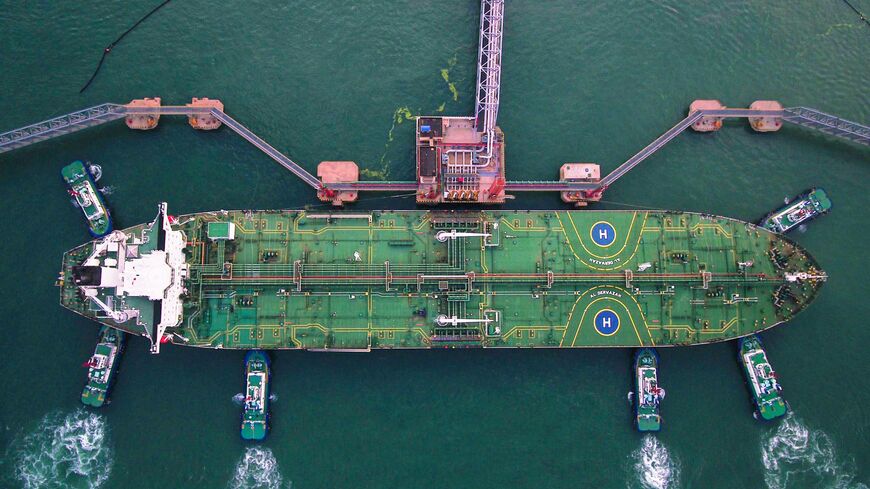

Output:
xmin=59 ymin=208 xmax=826 ymax=351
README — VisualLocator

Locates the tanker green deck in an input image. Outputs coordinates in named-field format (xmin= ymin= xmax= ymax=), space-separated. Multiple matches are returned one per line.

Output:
xmin=58 ymin=204 xmax=826 ymax=352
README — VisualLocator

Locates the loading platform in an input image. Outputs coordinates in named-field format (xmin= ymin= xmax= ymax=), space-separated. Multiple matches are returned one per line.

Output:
xmin=2 ymin=100 xmax=866 ymax=202
xmin=1 ymin=0 xmax=867 ymax=204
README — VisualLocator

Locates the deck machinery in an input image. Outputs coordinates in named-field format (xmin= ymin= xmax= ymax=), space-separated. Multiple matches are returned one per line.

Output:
xmin=415 ymin=0 xmax=509 ymax=205
xmin=415 ymin=117 xmax=506 ymax=204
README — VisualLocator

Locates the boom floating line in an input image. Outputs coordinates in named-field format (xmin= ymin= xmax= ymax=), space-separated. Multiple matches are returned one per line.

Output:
xmin=842 ymin=0 xmax=870 ymax=27
xmin=79 ymin=0 xmax=173 ymax=93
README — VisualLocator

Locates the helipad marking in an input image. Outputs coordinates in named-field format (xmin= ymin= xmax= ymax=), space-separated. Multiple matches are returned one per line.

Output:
xmin=594 ymin=309 xmax=620 ymax=336
xmin=590 ymin=221 xmax=616 ymax=247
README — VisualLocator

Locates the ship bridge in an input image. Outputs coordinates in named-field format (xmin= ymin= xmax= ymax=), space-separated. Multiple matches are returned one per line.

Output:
xmin=68 ymin=203 xmax=188 ymax=353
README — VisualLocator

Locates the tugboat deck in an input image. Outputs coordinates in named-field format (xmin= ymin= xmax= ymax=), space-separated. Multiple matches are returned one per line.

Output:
xmin=61 ymin=160 xmax=111 ymax=237
xmin=740 ymin=335 xmax=787 ymax=420
xmin=634 ymin=349 xmax=663 ymax=432
xmin=761 ymin=188 xmax=832 ymax=233
xmin=241 ymin=351 xmax=269 ymax=440
xmin=81 ymin=326 xmax=123 ymax=407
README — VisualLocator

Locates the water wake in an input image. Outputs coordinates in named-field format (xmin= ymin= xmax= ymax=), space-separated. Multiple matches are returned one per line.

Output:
xmin=228 ymin=447 xmax=289 ymax=489
xmin=761 ymin=412 xmax=867 ymax=489
xmin=12 ymin=409 xmax=113 ymax=489
xmin=88 ymin=164 xmax=102 ymax=182
xmin=628 ymin=434 xmax=680 ymax=489
xmin=98 ymin=185 xmax=115 ymax=196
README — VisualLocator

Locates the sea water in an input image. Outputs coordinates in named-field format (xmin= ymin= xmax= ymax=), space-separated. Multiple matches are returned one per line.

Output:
xmin=0 ymin=0 xmax=867 ymax=487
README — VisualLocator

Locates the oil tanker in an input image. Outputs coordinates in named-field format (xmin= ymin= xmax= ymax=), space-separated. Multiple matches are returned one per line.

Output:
xmin=59 ymin=203 xmax=826 ymax=353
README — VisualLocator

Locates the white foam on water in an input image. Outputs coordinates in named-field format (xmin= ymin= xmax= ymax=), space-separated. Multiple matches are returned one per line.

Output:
xmin=269 ymin=393 xmax=278 ymax=403
xmin=88 ymin=164 xmax=102 ymax=182
xmin=228 ymin=447 xmax=289 ymax=489
xmin=761 ymin=412 xmax=867 ymax=489
xmin=12 ymin=409 xmax=113 ymax=489
xmin=233 ymin=393 xmax=246 ymax=406
xmin=628 ymin=434 xmax=680 ymax=489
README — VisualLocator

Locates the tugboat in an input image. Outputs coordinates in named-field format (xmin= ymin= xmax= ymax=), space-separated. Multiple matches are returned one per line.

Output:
xmin=81 ymin=326 xmax=125 ymax=407
xmin=739 ymin=335 xmax=787 ymax=421
xmin=760 ymin=187 xmax=832 ymax=234
xmin=61 ymin=160 xmax=112 ymax=237
xmin=241 ymin=350 xmax=270 ymax=440
xmin=633 ymin=348 xmax=664 ymax=432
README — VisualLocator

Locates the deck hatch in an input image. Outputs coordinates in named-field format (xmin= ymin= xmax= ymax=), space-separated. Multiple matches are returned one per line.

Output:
xmin=207 ymin=222 xmax=236 ymax=240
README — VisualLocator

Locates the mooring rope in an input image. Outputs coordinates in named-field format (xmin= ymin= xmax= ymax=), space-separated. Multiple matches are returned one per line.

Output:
xmin=79 ymin=0 xmax=173 ymax=93
xmin=595 ymin=199 xmax=659 ymax=210
xmin=301 ymin=192 xmax=418 ymax=210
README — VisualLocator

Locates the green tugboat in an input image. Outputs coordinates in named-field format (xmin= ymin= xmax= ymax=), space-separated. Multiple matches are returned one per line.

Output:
xmin=241 ymin=350 xmax=270 ymax=440
xmin=61 ymin=160 xmax=112 ymax=238
xmin=739 ymin=335 xmax=787 ymax=421
xmin=633 ymin=349 xmax=664 ymax=432
xmin=81 ymin=326 xmax=125 ymax=407
xmin=760 ymin=187 xmax=832 ymax=234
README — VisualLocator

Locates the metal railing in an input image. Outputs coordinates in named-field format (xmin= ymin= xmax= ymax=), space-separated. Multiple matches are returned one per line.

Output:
xmin=209 ymin=109 xmax=322 ymax=189
xmin=0 ymin=103 xmax=126 ymax=153
xmin=783 ymin=107 xmax=869 ymax=146
xmin=599 ymin=111 xmax=704 ymax=187
xmin=473 ymin=0 xmax=505 ymax=134
xmin=329 ymin=181 xmax=418 ymax=191
xmin=2 ymin=103 xmax=866 ymax=195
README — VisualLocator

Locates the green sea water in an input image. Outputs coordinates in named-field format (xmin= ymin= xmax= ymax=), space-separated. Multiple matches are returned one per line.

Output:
xmin=0 ymin=1 xmax=868 ymax=488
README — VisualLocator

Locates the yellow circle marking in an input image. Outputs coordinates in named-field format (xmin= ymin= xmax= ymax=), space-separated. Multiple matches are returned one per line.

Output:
xmin=594 ymin=308 xmax=621 ymax=336
xmin=589 ymin=220 xmax=616 ymax=248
